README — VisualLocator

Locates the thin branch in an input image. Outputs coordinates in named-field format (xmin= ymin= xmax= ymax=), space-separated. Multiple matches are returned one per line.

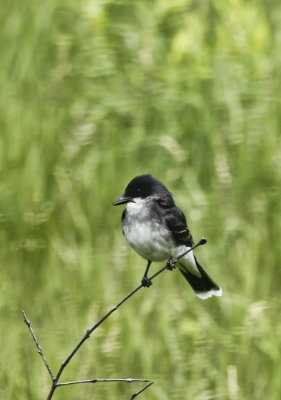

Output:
xmin=56 ymin=378 xmax=153 ymax=387
xmin=22 ymin=238 xmax=207 ymax=400
xmin=22 ymin=310 xmax=54 ymax=381
xmin=51 ymin=239 xmax=207 ymax=387
xmin=129 ymin=381 xmax=155 ymax=400
xmin=56 ymin=378 xmax=155 ymax=400
xmin=47 ymin=284 xmax=144 ymax=398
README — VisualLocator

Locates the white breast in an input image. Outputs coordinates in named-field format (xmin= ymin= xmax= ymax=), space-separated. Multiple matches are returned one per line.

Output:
xmin=122 ymin=197 xmax=174 ymax=262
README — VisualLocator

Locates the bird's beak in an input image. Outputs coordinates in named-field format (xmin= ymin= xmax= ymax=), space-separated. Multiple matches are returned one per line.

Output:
xmin=112 ymin=195 xmax=135 ymax=206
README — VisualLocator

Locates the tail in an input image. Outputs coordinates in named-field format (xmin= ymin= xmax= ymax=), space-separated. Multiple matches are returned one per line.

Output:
xmin=179 ymin=256 xmax=222 ymax=300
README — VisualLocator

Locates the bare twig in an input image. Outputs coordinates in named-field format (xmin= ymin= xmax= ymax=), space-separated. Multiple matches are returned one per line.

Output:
xmin=56 ymin=378 xmax=153 ymax=387
xmin=22 ymin=310 xmax=54 ymax=381
xmin=46 ymin=285 xmax=145 ymax=399
xmin=22 ymin=238 xmax=207 ymax=400
xmin=129 ymin=381 xmax=155 ymax=399
xmin=56 ymin=378 xmax=155 ymax=400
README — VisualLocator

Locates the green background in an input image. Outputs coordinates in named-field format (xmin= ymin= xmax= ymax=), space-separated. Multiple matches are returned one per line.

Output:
xmin=1 ymin=0 xmax=281 ymax=399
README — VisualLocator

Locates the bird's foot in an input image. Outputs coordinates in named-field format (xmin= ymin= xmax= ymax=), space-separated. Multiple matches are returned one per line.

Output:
xmin=166 ymin=258 xmax=177 ymax=271
xmin=141 ymin=276 xmax=152 ymax=287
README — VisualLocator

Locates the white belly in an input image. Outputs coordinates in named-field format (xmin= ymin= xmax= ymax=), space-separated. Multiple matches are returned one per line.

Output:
xmin=123 ymin=218 xmax=174 ymax=261
xmin=122 ymin=198 xmax=200 ymax=275
xmin=122 ymin=198 xmax=174 ymax=262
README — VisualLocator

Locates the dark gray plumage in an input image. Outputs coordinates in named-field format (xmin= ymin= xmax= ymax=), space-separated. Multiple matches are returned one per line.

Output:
xmin=113 ymin=174 xmax=222 ymax=299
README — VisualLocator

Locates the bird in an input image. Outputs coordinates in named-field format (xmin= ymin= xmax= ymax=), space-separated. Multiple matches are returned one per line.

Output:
xmin=113 ymin=174 xmax=222 ymax=300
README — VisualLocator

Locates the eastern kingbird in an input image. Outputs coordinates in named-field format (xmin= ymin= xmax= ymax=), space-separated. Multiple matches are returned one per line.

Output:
xmin=113 ymin=174 xmax=222 ymax=300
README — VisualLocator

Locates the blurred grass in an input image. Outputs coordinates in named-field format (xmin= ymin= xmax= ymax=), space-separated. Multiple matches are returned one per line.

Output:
xmin=1 ymin=0 xmax=281 ymax=399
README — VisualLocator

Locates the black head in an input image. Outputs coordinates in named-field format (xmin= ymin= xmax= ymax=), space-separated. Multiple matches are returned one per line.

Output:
xmin=113 ymin=174 xmax=172 ymax=205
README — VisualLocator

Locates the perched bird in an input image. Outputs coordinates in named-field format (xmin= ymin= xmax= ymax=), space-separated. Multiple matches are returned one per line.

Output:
xmin=113 ymin=174 xmax=222 ymax=300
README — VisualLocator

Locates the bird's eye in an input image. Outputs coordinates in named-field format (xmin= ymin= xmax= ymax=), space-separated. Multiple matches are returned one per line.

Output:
xmin=137 ymin=188 xmax=141 ymax=192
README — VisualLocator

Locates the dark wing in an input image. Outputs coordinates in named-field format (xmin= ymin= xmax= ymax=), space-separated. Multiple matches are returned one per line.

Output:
xmin=163 ymin=206 xmax=194 ymax=247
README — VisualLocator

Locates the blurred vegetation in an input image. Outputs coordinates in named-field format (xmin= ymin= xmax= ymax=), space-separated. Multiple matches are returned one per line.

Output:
xmin=1 ymin=0 xmax=281 ymax=399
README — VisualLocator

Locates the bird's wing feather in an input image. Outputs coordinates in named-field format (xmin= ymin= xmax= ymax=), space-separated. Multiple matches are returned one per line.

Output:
xmin=163 ymin=206 xmax=194 ymax=247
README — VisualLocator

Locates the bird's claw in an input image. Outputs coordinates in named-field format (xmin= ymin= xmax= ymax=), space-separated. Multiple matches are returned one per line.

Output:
xmin=166 ymin=259 xmax=177 ymax=271
xmin=141 ymin=277 xmax=152 ymax=287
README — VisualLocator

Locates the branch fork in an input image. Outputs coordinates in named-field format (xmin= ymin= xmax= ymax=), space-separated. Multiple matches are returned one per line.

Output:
xmin=22 ymin=238 xmax=207 ymax=399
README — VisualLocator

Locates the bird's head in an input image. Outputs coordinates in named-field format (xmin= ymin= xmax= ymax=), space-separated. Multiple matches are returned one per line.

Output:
xmin=112 ymin=174 xmax=172 ymax=206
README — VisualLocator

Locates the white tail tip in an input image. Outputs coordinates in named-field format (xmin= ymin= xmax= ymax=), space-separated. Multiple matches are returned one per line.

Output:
xmin=195 ymin=287 xmax=222 ymax=300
